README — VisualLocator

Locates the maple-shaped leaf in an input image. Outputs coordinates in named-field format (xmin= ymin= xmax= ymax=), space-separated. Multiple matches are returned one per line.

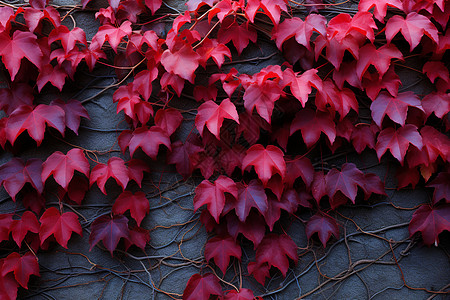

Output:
xmin=127 ymin=126 xmax=171 ymax=159
xmin=356 ymin=44 xmax=403 ymax=80
xmin=36 ymin=64 xmax=67 ymax=92
xmin=231 ymin=180 xmax=268 ymax=222
xmin=144 ymin=0 xmax=162 ymax=14
xmin=0 ymin=83 xmax=34 ymax=115
xmin=217 ymin=20 xmax=257 ymax=55
xmin=224 ymin=288 xmax=260 ymax=300
xmin=243 ymin=80 xmax=282 ymax=123
xmin=90 ymin=157 xmax=132 ymax=194
xmin=0 ymin=214 xmax=13 ymax=242
xmin=396 ymin=165 xmax=420 ymax=189
xmin=131 ymin=68 xmax=158 ymax=101
xmin=48 ymin=25 xmax=87 ymax=54
xmin=284 ymin=156 xmax=314 ymax=188
xmin=423 ymin=61 xmax=449 ymax=84
xmin=91 ymin=21 xmax=132 ymax=53
xmin=370 ymin=91 xmax=424 ymax=127
xmin=89 ymin=214 xmax=130 ymax=255
xmin=315 ymin=79 xmax=358 ymax=119
xmin=205 ymin=235 xmax=241 ymax=274
xmin=358 ymin=0 xmax=403 ymax=22
xmin=167 ymin=139 xmax=203 ymax=178
xmin=0 ymin=260 xmax=19 ymax=300
xmin=409 ymin=204 xmax=450 ymax=246
xmin=0 ymin=158 xmax=43 ymax=200
xmin=420 ymin=126 xmax=450 ymax=164
xmin=127 ymin=159 xmax=150 ymax=188
xmin=0 ymin=30 xmax=43 ymax=80
xmin=247 ymin=261 xmax=270 ymax=285
xmin=6 ymin=104 xmax=65 ymax=146
xmin=351 ymin=123 xmax=378 ymax=154
xmin=427 ymin=172 xmax=449 ymax=204
xmin=112 ymin=191 xmax=149 ymax=226
xmin=51 ymin=99 xmax=89 ymax=135
xmin=42 ymin=148 xmax=90 ymax=191
xmin=22 ymin=6 xmax=61 ymax=33
xmin=386 ymin=12 xmax=439 ymax=51
xmin=161 ymin=44 xmax=201 ymax=83
xmin=194 ymin=176 xmax=237 ymax=222
xmin=290 ymin=109 xmax=336 ymax=148
xmin=154 ymin=108 xmax=183 ymax=136
xmin=183 ymin=273 xmax=223 ymax=300
xmin=196 ymin=38 xmax=232 ymax=68
xmin=226 ymin=210 xmax=266 ymax=246
xmin=39 ymin=207 xmax=82 ymax=248
xmin=254 ymin=234 xmax=298 ymax=276
xmin=10 ymin=211 xmax=40 ymax=247
xmin=284 ymin=68 xmax=322 ymax=107
xmin=362 ymin=66 xmax=401 ymax=100
xmin=306 ymin=213 xmax=339 ymax=247
xmin=1 ymin=252 xmax=39 ymax=288
xmin=422 ymin=92 xmax=450 ymax=119
xmin=376 ymin=124 xmax=423 ymax=165
xmin=124 ymin=226 xmax=150 ymax=251
xmin=259 ymin=0 xmax=288 ymax=25
xmin=195 ymin=98 xmax=239 ymax=138
xmin=326 ymin=163 xmax=366 ymax=203
xmin=242 ymin=144 xmax=286 ymax=186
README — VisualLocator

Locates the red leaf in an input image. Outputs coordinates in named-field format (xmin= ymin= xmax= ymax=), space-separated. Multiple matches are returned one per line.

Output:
xmin=386 ymin=12 xmax=439 ymax=51
xmin=243 ymin=80 xmax=282 ymax=123
xmin=247 ymin=261 xmax=270 ymax=285
xmin=196 ymin=38 xmax=231 ymax=68
xmin=362 ymin=173 xmax=386 ymax=199
xmin=427 ymin=172 xmax=450 ymax=204
xmin=42 ymin=148 xmax=90 ymax=190
xmin=124 ymin=226 xmax=150 ymax=251
xmin=194 ymin=175 xmax=237 ymax=222
xmin=242 ymin=144 xmax=286 ymax=186
xmin=128 ymin=126 xmax=171 ymax=159
xmin=132 ymin=69 xmax=158 ymax=100
xmin=205 ymin=235 xmax=241 ymax=274
xmin=36 ymin=64 xmax=67 ymax=92
xmin=89 ymin=214 xmax=130 ymax=255
xmin=421 ymin=92 xmax=450 ymax=119
xmin=420 ymin=126 xmax=450 ymax=164
xmin=91 ymin=21 xmax=132 ymax=53
xmin=290 ymin=109 xmax=336 ymax=148
xmin=10 ymin=211 xmax=39 ymax=247
xmin=48 ymin=25 xmax=87 ymax=54
xmin=0 ymin=214 xmax=13 ymax=242
xmin=195 ymin=98 xmax=239 ymax=138
xmin=22 ymin=7 xmax=61 ymax=33
xmin=112 ymin=191 xmax=149 ymax=226
xmin=183 ymin=273 xmax=223 ymax=300
xmin=284 ymin=156 xmax=314 ymax=188
xmin=0 ymin=31 xmax=43 ymax=80
xmin=65 ymin=176 xmax=89 ymax=205
xmin=284 ymin=68 xmax=322 ymax=107
xmin=351 ymin=124 xmax=377 ymax=154
xmin=409 ymin=204 xmax=450 ymax=246
xmin=39 ymin=207 xmax=82 ymax=248
xmin=6 ymin=104 xmax=65 ymax=146
xmin=423 ymin=61 xmax=449 ymax=84
xmin=1 ymin=252 xmax=39 ymax=288
xmin=90 ymin=157 xmax=132 ymax=194
xmin=0 ymin=83 xmax=34 ymax=115
xmin=51 ymin=99 xmax=89 ymax=135
xmin=370 ymin=91 xmax=424 ymax=127
xmin=358 ymin=0 xmax=403 ymax=22
xmin=376 ymin=124 xmax=423 ymax=165
xmin=0 ymin=158 xmax=43 ymax=200
xmin=232 ymin=180 xmax=268 ymax=222
xmin=315 ymin=79 xmax=358 ymax=119
xmin=29 ymin=0 xmax=48 ymax=9
xmin=396 ymin=165 xmax=420 ymax=189
xmin=127 ymin=159 xmax=150 ymax=188
xmin=254 ymin=233 xmax=298 ymax=276
xmin=167 ymin=139 xmax=203 ymax=178
xmin=226 ymin=211 xmax=266 ymax=246
xmin=326 ymin=163 xmax=366 ymax=203
xmin=362 ymin=66 xmax=401 ymax=100
xmin=225 ymin=288 xmax=259 ymax=300
xmin=161 ymin=44 xmax=201 ymax=83
xmin=356 ymin=44 xmax=403 ymax=80
xmin=306 ymin=213 xmax=339 ymax=247
xmin=154 ymin=108 xmax=184 ymax=136
xmin=217 ymin=20 xmax=257 ymax=55
xmin=144 ymin=0 xmax=162 ymax=14
xmin=0 ymin=260 xmax=18 ymax=300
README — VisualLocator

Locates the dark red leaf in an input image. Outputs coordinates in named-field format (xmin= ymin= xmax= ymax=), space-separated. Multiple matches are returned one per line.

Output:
xmin=306 ymin=213 xmax=339 ymax=247
xmin=1 ymin=252 xmax=39 ymax=288
xmin=183 ymin=273 xmax=223 ymax=300
xmin=10 ymin=211 xmax=39 ymax=247
xmin=89 ymin=214 xmax=130 ymax=255
xmin=51 ymin=99 xmax=89 ymax=135
xmin=205 ymin=235 xmax=241 ymax=274
xmin=409 ymin=204 xmax=450 ymax=246
xmin=0 ymin=158 xmax=43 ymax=200
xmin=427 ymin=172 xmax=450 ymax=204
xmin=112 ymin=191 xmax=149 ymax=226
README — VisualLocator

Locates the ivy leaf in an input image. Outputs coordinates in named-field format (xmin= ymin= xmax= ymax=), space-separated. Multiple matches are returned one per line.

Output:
xmin=144 ymin=0 xmax=162 ymax=14
xmin=161 ymin=44 xmax=201 ymax=83
xmin=224 ymin=288 xmax=260 ymax=300
xmin=259 ymin=0 xmax=288 ymax=25
xmin=232 ymin=180 xmax=268 ymax=222
xmin=243 ymin=80 xmax=282 ymax=123
xmin=421 ymin=92 xmax=450 ymax=119
xmin=6 ymin=104 xmax=65 ymax=146
xmin=362 ymin=66 xmax=401 ymax=100
xmin=90 ymin=157 xmax=132 ymax=194
xmin=154 ymin=108 xmax=184 ymax=136
xmin=0 ymin=83 xmax=34 ymax=115
xmin=1 ymin=252 xmax=39 ymax=288
xmin=42 ymin=148 xmax=90 ymax=191
xmin=420 ymin=126 xmax=450 ymax=164
xmin=167 ymin=139 xmax=203 ymax=178
xmin=0 ymin=214 xmax=13 ymax=242
xmin=285 ymin=156 xmax=314 ymax=188
xmin=375 ymin=124 xmax=423 ymax=165
xmin=409 ymin=204 xmax=450 ymax=246
xmin=51 ymin=99 xmax=89 ymax=135
xmin=128 ymin=126 xmax=171 ymax=159
xmin=10 ymin=211 xmax=39 ymax=247
xmin=195 ymin=98 xmax=239 ymax=138
xmin=427 ymin=172 xmax=449 ymax=204
xmin=273 ymin=15 xmax=326 ymax=50
xmin=0 ymin=28 xmax=43 ymax=80
xmin=326 ymin=163 xmax=366 ymax=203
xmin=242 ymin=144 xmax=286 ymax=186
xmin=0 ymin=158 xmax=43 ymax=200
xmin=290 ymin=109 xmax=336 ymax=148
xmin=22 ymin=6 xmax=61 ymax=33
xmin=385 ymin=12 xmax=439 ymax=51
xmin=306 ymin=213 xmax=339 ymax=247
xmin=284 ymin=68 xmax=322 ymax=107
xmin=254 ymin=233 xmax=298 ymax=276
xmin=36 ymin=64 xmax=67 ymax=92
xmin=226 ymin=210 xmax=266 ymax=246
xmin=205 ymin=235 xmax=241 ymax=274
xmin=217 ymin=20 xmax=257 ymax=55
xmin=0 ymin=261 xmax=19 ymax=300
xmin=48 ymin=25 xmax=87 ymax=54
xmin=358 ymin=0 xmax=403 ymax=22
xmin=351 ymin=124 xmax=377 ymax=154
xmin=356 ymin=44 xmax=403 ymax=80
xmin=370 ymin=91 xmax=424 ymax=127
xmin=112 ymin=191 xmax=149 ymax=226
xmin=183 ymin=273 xmax=223 ymax=300
xmin=89 ymin=214 xmax=130 ymax=255
xmin=39 ymin=207 xmax=82 ymax=248
xmin=422 ymin=61 xmax=449 ymax=84
xmin=91 ymin=21 xmax=132 ymax=53
xmin=194 ymin=175 xmax=238 ymax=222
